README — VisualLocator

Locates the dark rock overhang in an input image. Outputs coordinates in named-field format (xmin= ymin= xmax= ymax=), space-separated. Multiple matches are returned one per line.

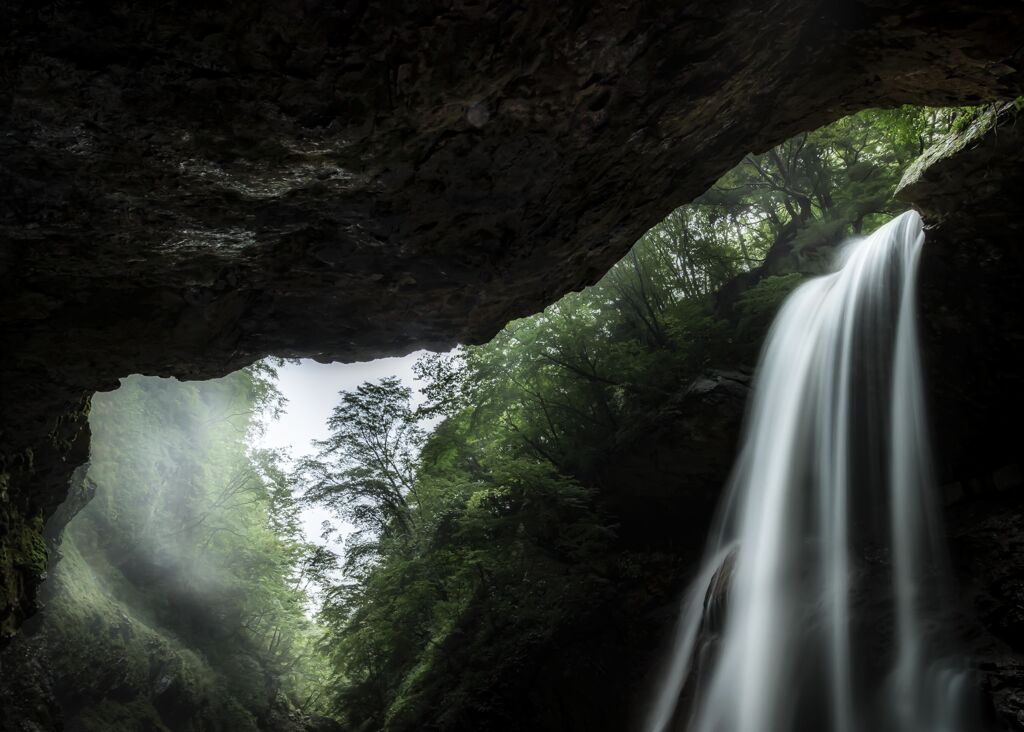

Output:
xmin=1 ymin=1 xmax=1022 ymax=641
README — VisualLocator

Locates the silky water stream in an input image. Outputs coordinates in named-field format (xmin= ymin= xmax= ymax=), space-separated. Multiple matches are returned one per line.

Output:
xmin=647 ymin=211 xmax=981 ymax=732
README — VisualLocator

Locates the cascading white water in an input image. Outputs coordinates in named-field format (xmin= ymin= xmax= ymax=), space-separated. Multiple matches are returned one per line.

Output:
xmin=646 ymin=211 xmax=980 ymax=732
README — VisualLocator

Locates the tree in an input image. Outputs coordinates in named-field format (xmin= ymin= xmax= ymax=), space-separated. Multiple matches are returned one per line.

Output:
xmin=299 ymin=378 xmax=425 ymax=577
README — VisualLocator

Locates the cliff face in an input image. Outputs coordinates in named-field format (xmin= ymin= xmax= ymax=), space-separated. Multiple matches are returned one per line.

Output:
xmin=897 ymin=104 xmax=1024 ymax=727
xmin=2 ymin=1 xmax=1023 ymax=640
xmin=899 ymin=104 xmax=1024 ymax=494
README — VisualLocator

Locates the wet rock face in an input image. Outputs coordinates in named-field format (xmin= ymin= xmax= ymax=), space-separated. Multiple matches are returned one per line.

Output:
xmin=1 ymin=1 xmax=1023 ymax=639
xmin=898 ymin=105 xmax=1024 ymax=727
xmin=900 ymin=104 xmax=1024 ymax=492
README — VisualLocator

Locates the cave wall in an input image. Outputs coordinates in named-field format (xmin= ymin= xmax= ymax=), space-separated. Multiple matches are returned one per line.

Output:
xmin=899 ymin=103 xmax=1024 ymax=491
xmin=897 ymin=104 xmax=1024 ymax=727
xmin=2 ymin=0 xmax=1024 ymax=640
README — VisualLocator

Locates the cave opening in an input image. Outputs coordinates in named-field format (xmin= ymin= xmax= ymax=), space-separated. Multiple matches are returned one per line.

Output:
xmin=6 ymin=98 xmax=1024 ymax=732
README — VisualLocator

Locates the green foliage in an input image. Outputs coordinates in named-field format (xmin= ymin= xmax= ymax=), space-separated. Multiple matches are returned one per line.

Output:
xmin=299 ymin=377 xmax=424 ymax=578
xmin=30 ymin=537 xmax=253 ymax=732
xmin=303 ymin=105 xmax=970 ymax=730
xmin=733 ymin=273 xmax=806 ymax=349
xmin=294 ymin=369 xmax=619 ymax=728
xmin=12 ymin=515 xmax=48 ymax=575
xmin=21 ymin=368 xmax=334 ymax=729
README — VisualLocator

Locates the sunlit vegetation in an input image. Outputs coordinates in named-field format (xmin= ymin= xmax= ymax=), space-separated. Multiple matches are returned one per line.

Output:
xmin=4 ymin=370 xmax=334 ymax=731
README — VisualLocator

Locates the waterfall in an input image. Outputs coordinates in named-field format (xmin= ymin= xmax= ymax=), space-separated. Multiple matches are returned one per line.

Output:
xmin=646 ymin=211 xmax=979 ymax=732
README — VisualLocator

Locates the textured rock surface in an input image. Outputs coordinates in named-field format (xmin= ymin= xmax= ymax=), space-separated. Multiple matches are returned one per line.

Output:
xmin=900 ymin=103 xmax=1024 ymax=491
xmin=897 ymin=102 xmax=1024 ymax=728
xmin=2 ymin=1 xmax=1024 ymax=640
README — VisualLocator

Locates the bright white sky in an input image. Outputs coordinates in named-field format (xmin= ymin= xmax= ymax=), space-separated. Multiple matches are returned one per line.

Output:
xmin=258 ymin=353 xmax=427 ymax=553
